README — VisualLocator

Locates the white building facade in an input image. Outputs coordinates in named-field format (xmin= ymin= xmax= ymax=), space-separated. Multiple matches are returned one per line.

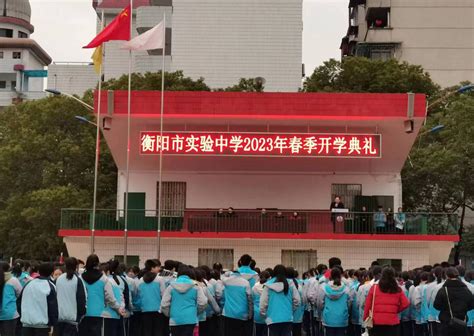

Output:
xmin=341 ymin=0 xmax=474 ymax=87
xmin=48 ymin=0 xmax=303 ymax=95
xmin=0 ymin=0 xmax=51 ymax=108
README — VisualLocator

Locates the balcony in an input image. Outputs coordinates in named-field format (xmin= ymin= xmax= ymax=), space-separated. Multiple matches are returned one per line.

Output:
xmin=0 ymin=91 xmax=47 ymax=107
xmin=0 ymin=91 xmax=15 ymax=107
xmin=20 ymin=91 xmax=47 ymax=100
xmin=60 ymin=209 xmax=459 ymax=240
xmin=355 ymin=42 xmax=401 ymax=60
xmin=136 ymin=6 xmax=172 ymax=30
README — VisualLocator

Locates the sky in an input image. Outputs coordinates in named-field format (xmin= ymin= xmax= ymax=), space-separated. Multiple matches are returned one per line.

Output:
xmin=29 ymin=0 xmax=348 ymax=76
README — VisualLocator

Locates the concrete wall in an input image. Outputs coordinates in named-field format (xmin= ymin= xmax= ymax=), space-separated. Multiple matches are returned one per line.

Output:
xmin=64 ymin=236 xmax=454 ymax=271
xmin=93 ymin=0 xmax=303 ymax=91
xmin=24 ymin=50 xmax=45 ymax=92
xmin=171 ymin=0 xmax=303 ymax=92
xmin=116 ymin=170 xmax=403 ymax=211
xmin=358 ymin=0 xmax=474 ymax=87
xmin=47 ymin=64 xmax=98 ymax=96
xmin=0 ymin=92 xmax=14 ymax=107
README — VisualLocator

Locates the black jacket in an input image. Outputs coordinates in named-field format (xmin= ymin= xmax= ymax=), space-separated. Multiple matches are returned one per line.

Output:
xmin=434 ymin=279 xmax=474 ymax=323
xmin=330 ymin=202 xmax=345 ymax=210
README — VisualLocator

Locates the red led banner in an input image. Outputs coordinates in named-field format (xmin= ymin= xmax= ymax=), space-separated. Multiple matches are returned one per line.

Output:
xmin=140 ymin=132 xmax=382 ymax=158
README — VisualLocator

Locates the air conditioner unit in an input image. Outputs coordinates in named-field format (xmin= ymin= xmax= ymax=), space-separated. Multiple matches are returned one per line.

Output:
xmin=103 ymin=116 xmax=112 ymax=131
xmin=404 ymin=120 xmax=414 ymax=133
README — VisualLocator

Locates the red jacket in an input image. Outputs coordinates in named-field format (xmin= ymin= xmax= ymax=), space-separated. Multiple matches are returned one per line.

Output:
xmin=363 ymin=285 xmax=410 ymax=326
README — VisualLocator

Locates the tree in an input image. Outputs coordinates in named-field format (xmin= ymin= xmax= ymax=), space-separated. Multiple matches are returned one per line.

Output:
xmin=98 ymin=70 xmax=265 ymax=92
xmin=0 ymin=96 xmax=117 ymax=259
xmin=100 ymin=70 xmax=211 ymax=91
xmin=402 ymin=92 xmax=474 ymax=263
xmin=304 ymin=57 xmax=474 ymax=263
xmin=0 ymin=70 xmax=256 ymax=259
xmin=304 ymin=57 xmax=439 ymax=96
xmin=218 ymin=78 xmax=265 ymax=92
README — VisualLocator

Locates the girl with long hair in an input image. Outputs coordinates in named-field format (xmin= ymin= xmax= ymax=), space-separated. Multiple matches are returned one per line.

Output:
xmin=196 ymin=268 xmax=220 ymax=336
xmin=0 ymin=262 xmax=22 ymax=335
xmin=318 ymin=267 xmax=351 ymax=336
xmin=253 ymin=271 xmax=271 ymax=336
xmin=103 ymin=259 xmax=129 ymax=336
xmin=426 ymin=266 xmax=445 ymax=336
xmin=160 ymin=266 xmax=208 ymax=336
xmin=287 ymin=267 xmax=304 ymax=336
xmin=79 ymin=254 xmax=124 ymax=336
xmin=12 ymin=259 xmax=31 ymax=287
xmin=260 ymin=264 xmax=300 ymax=336
xmin=363 ymin=267 xmax=410 ymax=336
xmin=54 ymin=257 xmax=87 ymax=336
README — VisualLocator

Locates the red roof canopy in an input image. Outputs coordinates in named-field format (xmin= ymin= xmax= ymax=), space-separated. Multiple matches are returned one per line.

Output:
xmin=94 ymin=91 xmax=426 ymax=173
xmin=95 ymin=91 xmax=426 ymax=120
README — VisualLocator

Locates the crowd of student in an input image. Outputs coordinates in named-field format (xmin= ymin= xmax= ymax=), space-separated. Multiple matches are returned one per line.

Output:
xmin=1 ymin=255 xmax=474 ymax=336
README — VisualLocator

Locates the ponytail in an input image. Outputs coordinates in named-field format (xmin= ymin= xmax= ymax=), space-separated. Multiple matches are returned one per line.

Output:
xmin=65 ymin=257 xmax=78 ymax=280
xmin=286 ymin=267 xmax=299 ymax=289
xmin=273 ymin=264 xmax=289 ymax=295
xmin=276 ymin=273 xmax=289 ymax=295
xmin=331 ymin=267 xmax=342 ymax=286
xmin=12 ymin=260 xmax=23 ymax=278
xmin=259 ymin=270 xmax=271 ymax=284
xmin=292 ymin=278 xmax=299 ymax=289
xmin=109 ymin=260 xmax=120 ymax=285
xmin=433 ymin=266 xmax=444 ymax=284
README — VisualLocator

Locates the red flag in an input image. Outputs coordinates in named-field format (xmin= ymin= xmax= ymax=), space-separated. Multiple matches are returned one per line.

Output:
xmin=84 ymin=5 xmax=131 ymax=49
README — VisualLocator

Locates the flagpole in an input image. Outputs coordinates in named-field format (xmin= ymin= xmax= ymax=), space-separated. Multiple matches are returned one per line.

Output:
xmin=123 ymin=0 xmax=133 ymax=266
xmin=90 ymin=9 xmax=105 ymax=255
xmin=157 ymin=12 xmax=166 ymax=261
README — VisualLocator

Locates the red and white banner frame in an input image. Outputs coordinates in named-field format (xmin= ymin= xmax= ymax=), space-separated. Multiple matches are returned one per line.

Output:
xmin=140 ymin=131 xmax=382 ymax=158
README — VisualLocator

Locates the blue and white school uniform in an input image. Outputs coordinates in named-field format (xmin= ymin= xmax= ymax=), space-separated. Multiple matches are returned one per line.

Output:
xmin=160 ymin=275 xmax=208 ymax=327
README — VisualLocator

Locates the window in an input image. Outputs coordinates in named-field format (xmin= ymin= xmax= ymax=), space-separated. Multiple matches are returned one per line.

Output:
xmin=282 ymin=250 xmax=318 ymax=274
xmin=367 ymin=7 xmax=390 ymax=28
xmin=0 ymin=52 xmax=3 ymax=59
xmin=349 ymin=6 xmax=358 ymax=26
xmin=377 ymin=259 xmax=402 ymax=272
xmin=11 ymin=81 xmax=16 ymax=91
xmin=198 ymin=249 xmax=234 ymax=270
xmin=0 ymin=81 xmax=6 ymax=89
xmin=370 ymin=49 xmax=393 ymax=61
xmin=12 ymin=52 xmax=21 ymax=59
xmin=148 ymin=28 xmax=172 ymax=56
xmin=157 ymin=181 xmax=186 ymax=217
xmin=114 ymin=255 xmax=140 ymax=267
xmin=372 ymin=195 xmax=394 ymax=212
xmin=331 ymin=184 xmax=362 ymax=211
xmin=18 ymin=31 xmax=28 ymax=38
xmin=151 ymin=0 xmax=173 ymax=4
xmin=0 ymin=28 xmax=13 ymax=38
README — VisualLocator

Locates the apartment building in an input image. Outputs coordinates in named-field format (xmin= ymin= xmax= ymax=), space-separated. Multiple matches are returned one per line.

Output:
xmin=340 ymin=0 xmax=474 ymax=87
xmin=48 ymin=0 xmax=303 ymax=95
xmin=0 ymin=0 xmax=51 ymax=108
